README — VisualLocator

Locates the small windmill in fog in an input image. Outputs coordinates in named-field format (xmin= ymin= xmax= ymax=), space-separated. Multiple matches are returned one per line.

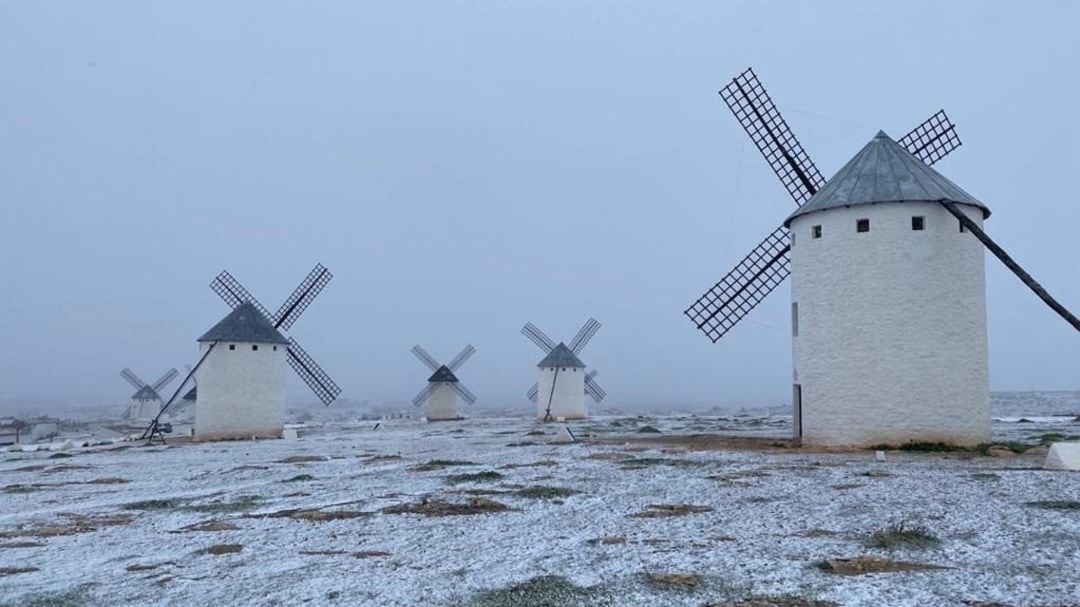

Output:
xmin=522 ymin=318 xmax=606 ymax=422
xmin=118 ymin=367 xmax=178 ymax=420
xmin=410 ymin=345 xmax=477 ymax=421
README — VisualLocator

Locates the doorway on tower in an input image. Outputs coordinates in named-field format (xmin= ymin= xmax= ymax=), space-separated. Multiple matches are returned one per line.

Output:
xmin=792 ymin=384 xmax=803 ymax=443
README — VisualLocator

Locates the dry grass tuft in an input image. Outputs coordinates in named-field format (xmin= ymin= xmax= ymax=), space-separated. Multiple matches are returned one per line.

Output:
xmin=587 ymin=536 xmax=626 ymax=545
xmin=0 ymin=513 xmax=133 ymax=539
xmin=411 ymin=459 xmax=478 ymax=472
xmin=382 ymin=497 xmax=512 ymax=516
xmin=277 ymin=455 xmax=329 ymax=464
xmin=445 ymin=471 xmax=504 ymax=484
xmin=352 ymin=550 xmax=391 ymax=558
xmin=499 ymin=460 xmax=557 ymax=469
xmin=704 ymin=597 xmax=838 ymax=607
xmin=645 ymin=572 xmax=699 ymax=588
xmin=585 ymin=452 xmax=631 ymax=460
xmin=171 ymin=520 xmax=239 ymax=533
xmin=628 ymin=504 xmax=714 ymax=518
xmin=863 ymin=522 xmax=941 ymax=550
xmin=816 ymin=555 xmax=949 ymax=575
xmin=0 ymin=541 xmax=45 ymax=549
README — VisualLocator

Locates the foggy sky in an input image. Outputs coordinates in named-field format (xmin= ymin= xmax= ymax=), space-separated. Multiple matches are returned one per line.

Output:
xmin=1 ymin=1 xmax=1077 ymax=409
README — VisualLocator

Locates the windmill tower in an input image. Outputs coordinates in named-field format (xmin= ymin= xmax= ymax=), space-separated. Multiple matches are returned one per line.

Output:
xmin=410 ymin=345 xmax=476 ymax=421
xmin=118 ymin=368 xmax=178 ymax=420
xmin=522 ymin=318 xmax=606 ymax=421
xmin=686 ymin=69 xmax=1079 ymax=447
xmin=191 ymin=264 xmax=342 ymax=441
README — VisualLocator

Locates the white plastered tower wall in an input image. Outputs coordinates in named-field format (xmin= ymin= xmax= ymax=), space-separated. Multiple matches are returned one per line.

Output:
xmin=789 ymin=201 xmax=990 ymax=447
xmin=194 ymin=340 xmax=287 ymax=440
xmin=536 ymin=366 xmax=586 ymax=420
xmin=127 ymin=399 xmax=161 ymax=420
xmin=425 ymin=383 xmax=459 ymax=421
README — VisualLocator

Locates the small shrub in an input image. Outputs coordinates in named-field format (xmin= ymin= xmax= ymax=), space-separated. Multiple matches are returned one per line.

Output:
xmin=864 ymin=521 xmax=941 ymax=550
xmin=514 ymin=486 xmax=581 ymax=499
xmin=446 ymin=471 xmax=504 ymax=484
xmin=123 ymin=498 xmax=187 ymax=511
xmin=471 ymin=575 xmax=605 ymax=607
xmin=1026 ymin=500 xmax=1080 ymax=511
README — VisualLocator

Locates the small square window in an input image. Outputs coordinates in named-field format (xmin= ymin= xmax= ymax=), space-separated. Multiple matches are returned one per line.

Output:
xmin=912 ymin=216 xmax=925 ymax=231
xmin=228 ymin=344 xmax=236 ymax=351
xmin=273 ymin=346 xmax=277 ymax=351
xmin=856 ymin=219 xmax=870 ymax=233
xmin=252 ymin=344 xmax=259 ymax=351
xmin=811 ymin=225 xmax=822 ymax=239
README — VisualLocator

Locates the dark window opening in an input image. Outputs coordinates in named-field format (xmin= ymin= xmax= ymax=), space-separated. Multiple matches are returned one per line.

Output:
xmin=273 ymin=346 xmax=277 ymax=351
xmin=228 ymin=344 xmax=236 ymax=351
xmin=811 ymin=225 xmax=822 ymax=239
xmin=912 ymin=216 xmax=925 ymax=231
xmin=791 ymin=302 xmax=799 ymax=337
xmin=252 ymin=345 xmax=259 ymax=351
xmin=856 ymin=219 xmax=870 ymax=233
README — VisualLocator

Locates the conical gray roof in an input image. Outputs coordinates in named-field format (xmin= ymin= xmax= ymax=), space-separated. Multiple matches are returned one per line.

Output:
xmin=198 ymin=302 xmax=290 ymax=345
xmin=537 ymin=343 xmax=586 ymax=368
xmin=428 ymin=365 xmax=460 ymax=383
xmin=784 ymin=131 xmax=990 ymax=226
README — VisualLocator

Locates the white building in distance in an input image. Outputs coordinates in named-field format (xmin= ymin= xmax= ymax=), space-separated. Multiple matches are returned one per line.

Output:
xmin=784 ymin=131 xmax=992 ymax=448
xmin=193 ymin=302 xmax=290 ymax=441
xmin=536 ymin=343 xmax=587 ymax=420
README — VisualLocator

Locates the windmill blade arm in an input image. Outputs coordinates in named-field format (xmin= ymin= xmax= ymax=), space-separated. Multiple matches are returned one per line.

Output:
xmin=412 ymin=383 xmax=436 ymax=407
xmin=526 ymin=383 xmax=539 ymax=403
xmin=568 ymin=318 xmax=601 ymax=354
xmin=275 ymin=264 xmax=332 ymax=331
xmin=521 ymin=323 xmax=556 ymax=353
xmin=941 ymin=201 xmax=1080 ymax=332
xmin=119 ymin=368 xmax=145 ymax=390
xmin=446 ymin=345 xmax=475 ymax=372
xmin=410 ymin=345 xmax=440 ymax=371
xmin=150 ymin=368 xmax=179 ymax=392
xmin=287 ymin=337 xmax=342 ymax=406
xmin=721 ymin=68 xmax=826 ymax=205
xmin=684 ymin=226 xmax=791 ymax=343
xmin=898 ymin=110 xmax=961 ymax=167
xmin=584 ymin=372 xmax=606 ymax=403
xmin=210 ymin=271 xmax=276 ymax=324
xmin=450 ymin=382 xmax=477 ymax=405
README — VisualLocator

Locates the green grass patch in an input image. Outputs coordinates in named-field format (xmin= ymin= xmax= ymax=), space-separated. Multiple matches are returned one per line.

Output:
xmin=505 ymin=441 xmax=537 ymax=447
xmin=123 ymin=498 xmax=188 ymax=511
xmin=864 ymin=521 xmax=941 ymax=550
xmin=0 ymin=586 xmax=94 ymax=607
xmin=48 ymin=453 xmax=74 ymax=459
xmin=514 ymin=486 xmax=581 ymax=499
xmin=869 ymin=440 xmax=1035 ymax=454
xmin=446 ymin=471 xmax=504 ymax=484
xmin=186 ymin=495 xmax=263 ymax=514
xmin=1026 ymin=500 xmax=1080 ymax=511
xmin=1036 ymin=432 xmax=1080 ymax=444
xmin=469 ymin=575 xmax=607 ymax=607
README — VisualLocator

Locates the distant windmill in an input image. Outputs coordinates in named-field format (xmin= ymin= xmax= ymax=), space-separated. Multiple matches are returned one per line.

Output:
xmin=685 ymin=68 xmax=1079 ymax=447
xmin=522 ymin=318 xmax=606 ymax=422
xmin=410 ymin=345 xmax=477 ymax=421
xmin=119 ymin=367 xmax=178 ymax=420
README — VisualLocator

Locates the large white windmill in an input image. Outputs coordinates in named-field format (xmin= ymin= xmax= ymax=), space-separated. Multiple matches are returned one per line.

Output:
xmin=521 ymin=318 xmax=606 ymax=421
xmin=686 ymin=69 xmax=1079 ymax=448
xmin=118 ymin=368 xmax=178 ymax=420
xmin=410 ymin=345 xmax=476 ymax=421
xmin=143 ymin=264 xmax=342 ymax=443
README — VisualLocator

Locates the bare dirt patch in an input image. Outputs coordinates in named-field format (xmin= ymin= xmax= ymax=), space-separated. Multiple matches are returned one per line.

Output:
xmin=587 ymin=536 xmax=626 ymax=545
xmin=0 ymin=513 xmax=133 ymax=539
xmin=816 ymin=555 xmax=950 ymax=575
xmin=628 ymin=504 xmax=714 ymax=518
xmin=382 ymin=497 xmax=512 ymax=516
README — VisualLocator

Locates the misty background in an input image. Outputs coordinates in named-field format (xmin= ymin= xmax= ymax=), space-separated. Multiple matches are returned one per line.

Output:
xmin=1 ymin=1 xmax=1077 ymax=411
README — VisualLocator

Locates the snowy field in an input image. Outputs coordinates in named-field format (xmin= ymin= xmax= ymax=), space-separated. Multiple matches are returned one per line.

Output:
xmin=1 ymin=414 xmax=1078 ymax=607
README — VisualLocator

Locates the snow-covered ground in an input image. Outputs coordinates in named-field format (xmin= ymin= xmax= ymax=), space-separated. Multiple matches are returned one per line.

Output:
xmin=1 ymin=414 xmax=1078 ymax=606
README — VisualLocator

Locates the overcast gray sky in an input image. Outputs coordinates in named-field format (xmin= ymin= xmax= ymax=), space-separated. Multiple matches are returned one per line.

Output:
xmin=1 ymin=1 xmax=1077 ymax=409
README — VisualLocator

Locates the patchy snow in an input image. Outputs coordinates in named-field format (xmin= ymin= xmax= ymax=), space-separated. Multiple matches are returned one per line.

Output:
xmin=0 ymin=415 xmax=1077 ymax=606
